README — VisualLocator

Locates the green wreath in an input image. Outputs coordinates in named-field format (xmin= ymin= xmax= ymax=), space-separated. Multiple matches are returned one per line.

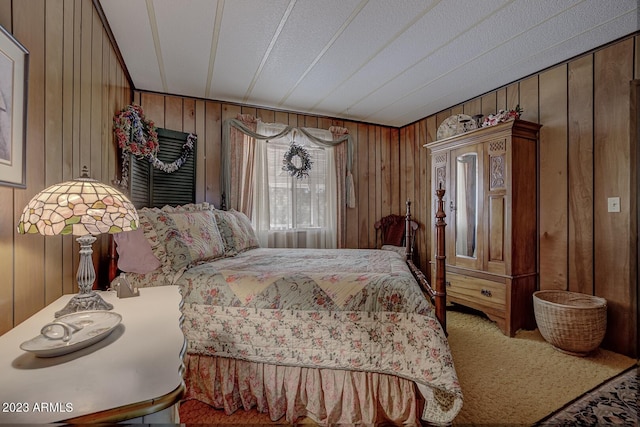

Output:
xmin=282 ymin=144 xmax=313 ymax=179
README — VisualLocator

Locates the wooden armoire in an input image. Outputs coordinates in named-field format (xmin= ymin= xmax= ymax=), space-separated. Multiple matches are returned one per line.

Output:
xmin=426 ymin=119 xmax=542 ymax=336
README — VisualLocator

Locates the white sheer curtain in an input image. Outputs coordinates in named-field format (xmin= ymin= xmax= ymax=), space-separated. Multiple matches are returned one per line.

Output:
xmin=253 ymin=121 xmax=337 ymax=249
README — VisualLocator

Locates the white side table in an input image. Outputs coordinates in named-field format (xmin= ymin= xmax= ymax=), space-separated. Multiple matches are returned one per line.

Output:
xmin=0 ymin=286 xmax=185 ymax=424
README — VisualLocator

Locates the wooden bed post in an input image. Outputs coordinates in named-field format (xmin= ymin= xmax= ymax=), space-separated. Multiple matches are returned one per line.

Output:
xmin=434 ymin=186 xmax=447 ymax=333
xmin=404 ymin=195 xmax=448 ymax=333
xmin=405 ymin=199 xmax=412 ymax=261
xmin=108 ymin=234 xmax=118 ymax=284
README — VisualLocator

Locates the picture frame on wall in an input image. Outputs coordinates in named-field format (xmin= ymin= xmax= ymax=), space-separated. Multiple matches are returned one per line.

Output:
xmin=0 ymin=24 xmax=28 ymax=188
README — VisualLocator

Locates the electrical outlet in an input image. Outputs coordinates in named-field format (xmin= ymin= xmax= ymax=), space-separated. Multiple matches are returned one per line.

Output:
xmin=607 ymin=197 xmax=620 ymax=213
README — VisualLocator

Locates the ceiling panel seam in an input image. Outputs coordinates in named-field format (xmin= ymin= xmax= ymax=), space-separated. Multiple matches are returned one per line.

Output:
xmin=343 ymin=0 xmax=519 ymax=121
xmin=276 ymin=0 xmax=369 ymax=108
xmin=367 ymin=0 xmax=606 ymax=124
xmin=146 ymin=0 xmax=168 ymax=93
xmin=206 ymin=0 xmax=224 ymax=99
xmin=243 ymin=0 xmax=297 ymax=104
xmin=306 ymin=0 xmax=442 ymax=114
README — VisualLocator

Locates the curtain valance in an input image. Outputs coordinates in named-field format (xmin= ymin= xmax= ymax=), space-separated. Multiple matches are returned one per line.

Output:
xmin=222 ymin=118 xmax=355 ymax=208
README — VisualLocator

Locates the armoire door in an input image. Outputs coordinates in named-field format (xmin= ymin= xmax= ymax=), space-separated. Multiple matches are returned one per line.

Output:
xmin=449 ymin=143 xmax=484 ymax=271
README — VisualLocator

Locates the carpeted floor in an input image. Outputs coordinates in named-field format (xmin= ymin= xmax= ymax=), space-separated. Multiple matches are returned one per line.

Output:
xmin=534 ymin=365 xmax=638 ymax=426
xmin=179 ymin=399 xmax=292 ymax=425
xmin=446 ymin=306 xmax=636 ymax=425
xmin=178 ymin=306 xmax=637 ymax=425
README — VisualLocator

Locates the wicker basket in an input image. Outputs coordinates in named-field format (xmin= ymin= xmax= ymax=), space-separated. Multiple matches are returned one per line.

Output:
xmin=533 ymin=290 xmax=607 ymax=356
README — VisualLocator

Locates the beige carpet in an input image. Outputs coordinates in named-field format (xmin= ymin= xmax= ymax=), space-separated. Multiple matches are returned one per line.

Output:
xmin=447 ymin=306 xmax=636 ymax=425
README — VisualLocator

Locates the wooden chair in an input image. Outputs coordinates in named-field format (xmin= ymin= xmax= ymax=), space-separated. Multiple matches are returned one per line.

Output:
xmin=374 ymin=213 xmax=419 ymax=262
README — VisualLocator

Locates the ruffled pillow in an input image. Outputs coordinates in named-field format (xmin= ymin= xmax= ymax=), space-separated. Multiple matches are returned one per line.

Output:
xmin=229 ymin=209 xmax=259 ymax=248
xmin=214 ymin=209 xmax=260 ymax=256
xmin=145 ymin=209 xmax=225 ymax=271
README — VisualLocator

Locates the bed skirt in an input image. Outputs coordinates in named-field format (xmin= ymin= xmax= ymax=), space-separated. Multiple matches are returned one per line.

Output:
xmin=182 ymin=354 xmax=423 ymax=425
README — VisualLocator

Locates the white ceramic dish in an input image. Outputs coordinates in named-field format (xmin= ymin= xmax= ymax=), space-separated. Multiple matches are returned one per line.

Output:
xmin=20 ymin=311 xmax=122 ymax=357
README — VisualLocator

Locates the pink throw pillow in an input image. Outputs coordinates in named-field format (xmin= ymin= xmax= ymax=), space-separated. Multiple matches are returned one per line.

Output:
xmin=114 ymin=228 xmax=162 ymax=274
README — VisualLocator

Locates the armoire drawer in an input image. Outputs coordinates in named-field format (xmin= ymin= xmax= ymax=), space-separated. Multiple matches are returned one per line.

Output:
xmin=446 ymin=272 xmax=506 ymax=312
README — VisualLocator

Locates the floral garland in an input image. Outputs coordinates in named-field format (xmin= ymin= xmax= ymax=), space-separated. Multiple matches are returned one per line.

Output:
xmin=282 ymin=143 xmax=313 ymax=179
xmin=150 ymin=133 xmax=196 ymax=173
xmin=113 ymin=103 xmax=196 ymax=175
xmin=482 ymin=105 xmax=523 ymax=127
xmin=113 ymin=104 xmax=197 ymax=173
xmin=114 ymin=104 xmax=159 ymax=158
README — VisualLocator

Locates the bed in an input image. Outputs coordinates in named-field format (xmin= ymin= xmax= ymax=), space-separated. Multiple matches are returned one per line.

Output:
xmin=108 ymin=189 xmax=460 ymax=425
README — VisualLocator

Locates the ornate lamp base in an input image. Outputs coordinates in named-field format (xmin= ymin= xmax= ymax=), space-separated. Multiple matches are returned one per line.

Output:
xmin=55 ymin=234 xmax=114 ymax=318
xmin=55 ymin=291 xmax=114 ymax=318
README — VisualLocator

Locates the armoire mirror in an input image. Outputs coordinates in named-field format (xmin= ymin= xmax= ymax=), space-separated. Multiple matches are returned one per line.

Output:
xmin=455 ymin=153 xmax=477 ymax=258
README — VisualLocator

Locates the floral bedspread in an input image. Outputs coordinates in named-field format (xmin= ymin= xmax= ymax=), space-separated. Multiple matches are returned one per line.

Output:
xmin=178 ymin=248 xmax=462 ymax=424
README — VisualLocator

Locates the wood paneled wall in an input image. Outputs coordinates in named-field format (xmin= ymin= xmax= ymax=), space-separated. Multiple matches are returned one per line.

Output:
xmin=0 ymin=0 xmax=130 ymax=335
xmin=132 ymin=92 xmax=425 ymax=265
xmin=417 ymin=35 xmax=638 ymax=357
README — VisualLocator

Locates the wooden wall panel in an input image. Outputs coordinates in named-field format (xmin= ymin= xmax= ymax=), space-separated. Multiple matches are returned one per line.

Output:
xmin=367 ymin=125 xmax=376 ymax=247
xmin=65 ymin=0 xmax=80 ymax=296
xmin=205 ymin=102 xmax=222 ymax=204
xmin=594 ymin=39 xmax=634 ymax=355
xmin=344 ymin=119 xmax=359 ymax=249
xmin=417 ymin=120 xmax=428 ymax=270
xmin=44 ymin=0 xmax=65 ymax=306
xmin=90 ymin=9 xmax=102 ymax=179
xmin=374 ymin=127 xmax=383 ymax=227
xmin=495 ymin=87 xmax=507 ymax=112
xmin=389 ymin=124 xmax=400 ymax=214
xmin=636 ymin=35 xmax=640 ymax=80
xmin=568 ymin=55 xmax=594 ymax=295
xmin=518 ymin=77 xmax=538 ymax=123
xmin=194 ymin=100 xmax=206 ymax=202
xmin=506 ymin=83 xmax=520 ymax=112
xmin=419 ymin=35 xmax=638 ymax=356
xmin=463 ymin=98 xmax=481 ymax=117
xmin=13 ymin=0 xmax=46 ymax=325
xmin=0 ymin=0 xmax=12 ymax=335
xmin=0 ymin=0 xmax=131 ymax=334
xmin=380 ymin=126 xmax=392 ymax=220
xmin=357 ymin=123 xmax=371 ymax=248
xmin=141 ymin=92 xmax=165 ymax=128
xmin=164 ymin=96 xmax=183 ymax=131
xmin=133 ymin=90 xmax=432 ymax=261
xmin=422 ymin=115 xmax=437 ymax=280
xmin=481 ymin=92 xmax=497 ymax=119
xmin=538 ymin=65 xmax=568 ymax=289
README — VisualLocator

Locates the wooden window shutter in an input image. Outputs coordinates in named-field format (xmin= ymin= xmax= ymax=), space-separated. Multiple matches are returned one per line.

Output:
xmin=128 ymin=128 xmax=196 ymax=208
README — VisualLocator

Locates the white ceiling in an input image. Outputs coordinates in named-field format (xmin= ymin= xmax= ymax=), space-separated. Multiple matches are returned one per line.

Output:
xmin=99 ymin=0 xmax=638 ymax=128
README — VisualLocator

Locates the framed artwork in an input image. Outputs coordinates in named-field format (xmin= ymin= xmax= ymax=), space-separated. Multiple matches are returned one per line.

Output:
xmin=0 ymin=24 xmax=28 ymax=188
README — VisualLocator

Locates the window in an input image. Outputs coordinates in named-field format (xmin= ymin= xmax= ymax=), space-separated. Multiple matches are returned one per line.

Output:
xmin=266 ymin=139 xmax=327 ymax=230
xmin=254 ymin=122 xmax=337 ymax=248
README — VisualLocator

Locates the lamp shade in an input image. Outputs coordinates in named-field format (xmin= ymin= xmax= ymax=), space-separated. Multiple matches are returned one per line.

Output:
xmin=17 ymin=168 xmax=138 ymax=236
xmin=16 ymin=168 xmax=138 ymax=317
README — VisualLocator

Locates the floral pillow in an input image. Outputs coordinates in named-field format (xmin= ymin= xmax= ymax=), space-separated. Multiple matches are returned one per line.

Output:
xmin=214 ymin=209 xmax=260 ymax=256
xmin=145 ymin=209 xmax=225 ymax=271
xmin=229 ymin=209 xmax=259 ymax=246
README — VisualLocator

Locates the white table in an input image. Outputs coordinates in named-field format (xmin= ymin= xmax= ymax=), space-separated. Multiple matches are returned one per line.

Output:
xmin=0 ymin=286 xmax=185 ymax=424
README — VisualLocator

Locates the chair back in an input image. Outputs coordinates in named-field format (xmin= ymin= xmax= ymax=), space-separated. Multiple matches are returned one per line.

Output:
xmin=374 ymin=214 xmax=419 ymax=252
